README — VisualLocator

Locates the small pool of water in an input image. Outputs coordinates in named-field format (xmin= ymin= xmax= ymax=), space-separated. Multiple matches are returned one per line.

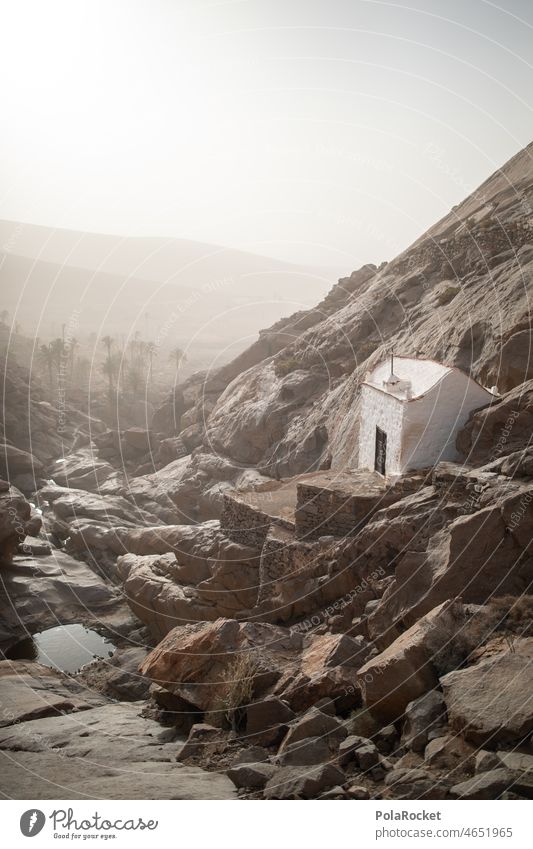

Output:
xmin=7 ymin=624 xmax=116 ymax=673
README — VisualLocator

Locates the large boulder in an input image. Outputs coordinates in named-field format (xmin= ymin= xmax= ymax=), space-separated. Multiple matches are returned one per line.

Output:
xmin=357 ymin=600 xmax=464 ymax=723
xmin=440 ymin=639 xmax=533 ymax=745
xmin=140 ymin=618 xmax=364 ymax=715
xmin=449 ymin=769 xmax=519 ymax=800
xmin=401 ymin=690 xmax=447 ymax=752
xmin=457 ymin=380 xmax=533 ymax=466
xmin=263 ymin=764 xmax=345 ymax=799
xmin=368 ymin=487 xmax=533 ymax=643
xmin=116 ymin=526 xmax=261 ymax=639
xmin=48 ymin=450 xmax=118 ymax=493
xmin=0 ymin=482 xmax=34 ymax=562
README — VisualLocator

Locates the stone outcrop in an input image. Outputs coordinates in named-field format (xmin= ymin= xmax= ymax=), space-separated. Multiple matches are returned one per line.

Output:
xmin=0 ymin=685 xmax=236 ymax=799
xmin=0 ymin=482 xmax=35 ymax=562
xmin=0 ymin=548 xmax=133 ymax=651
xmin=441 ymin=639 xmax=533 ymax=745
xmin=357 ymin=600 xmax=465 ymax=722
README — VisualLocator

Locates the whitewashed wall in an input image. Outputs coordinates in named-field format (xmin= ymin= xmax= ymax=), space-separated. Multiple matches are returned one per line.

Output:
xmin=400 ymin=371 xmax=493 ymax=471
xmin=358 ymin=384 xmax=404 ymax=474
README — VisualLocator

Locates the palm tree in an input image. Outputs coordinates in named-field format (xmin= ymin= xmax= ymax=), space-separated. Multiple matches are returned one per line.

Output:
xmin=170 ymin=346 xmax=187 ymax=372
xmin=101 ymin=336 xmax=115 ymax=399
xmin=37 ymin=343 xmax=55 ymax=389
xmin=101 ymin=350 xmax=121 ymax=397
xmin=146 ymin=341 xmax=157 ymax=386
xmin=49 ymin=338 xmax=65 ymax=372
xmin=68 ymin=337 xmax=79 ymax=380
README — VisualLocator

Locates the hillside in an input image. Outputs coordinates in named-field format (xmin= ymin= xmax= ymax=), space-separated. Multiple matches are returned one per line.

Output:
xmin=1 ymin=142 xmax=533 ymax=802
xmin=146 ymin=141 xmax=533 ymax=501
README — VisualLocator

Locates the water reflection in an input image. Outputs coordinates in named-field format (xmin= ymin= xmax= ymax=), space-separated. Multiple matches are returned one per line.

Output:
xmin=7 ymin=624 xmax=115 ymax=673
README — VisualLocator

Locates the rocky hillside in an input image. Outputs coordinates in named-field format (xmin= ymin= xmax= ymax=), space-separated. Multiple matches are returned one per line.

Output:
xmin=1 ymin=142 xmax=533 ymax=801
xmin=154 ymin=142 xmax=533 ymax=504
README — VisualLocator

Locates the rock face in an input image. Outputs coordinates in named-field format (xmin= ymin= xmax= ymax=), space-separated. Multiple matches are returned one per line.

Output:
xmin=148 ymin=143 xmax=533 ymax=505
xmin=363 ymin=466 xmax=533 ymax=645
xmin=441 ymin=640 xmax=533 ymax=745
xmin=0 ymin=355 xmax=105 ymax=467
xmin=115 ymin=527 xmax=260 ymax=638
xmin=0 ymin=483 xmax=35 ymax=562
xmin=0 ymin=548 xmax=133 ymax=650
xmin=357 ymin=600 xmax=464 ymax=723
xmin=0 ymin=661 xmax=108 ymax=726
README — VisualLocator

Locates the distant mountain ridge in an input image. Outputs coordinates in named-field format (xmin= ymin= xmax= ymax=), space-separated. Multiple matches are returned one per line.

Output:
xmin=0 ymin=219 xmax=340 ymax=354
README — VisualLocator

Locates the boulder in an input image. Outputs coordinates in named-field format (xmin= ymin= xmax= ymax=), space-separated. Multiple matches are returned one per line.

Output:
xmin=140 ymin=618 xmax=366 ymax=716
xmin=277 ymin=633 xmax=363 ymax=712
xmin=338 ymin=735 xmax=368 ymax=765
xmin=384 ymin=767 xmax=448 ymax=800
xmin=424 ymin=735 xmax=476 ymax=775
xmin=450 ymin=769 xmax=517 ymax=800
xmin=263 ymin=764 xmax=346 ymax=799
xmin=368 ymin=490 xmax=533 ymax=640
xmin=0 ymin=444 xmax=44 ymax=477
xmin=457 ymin=380 xmax=533 ymax=465
xmin=0 ymin=483 xmax=32 ymax=561
xmin=475 ymin=750 xmax=501 ymax=773
xmin=227 ymin=762 xmax=277 ymax=790
xmin=277 ymin=737 xmax=333 ymax=766
xmin=441 ymin=640 xmax=533 ymax=745
xmin=246 ymin=696 xmax=295 ymax=742
xmin=176 ymin=723 xmax=225 ymax=762
xmin=115 ymin=527 xmax=261 ymax=638
xmin=401 ymin=690 xmax=447 ymax=752
xmin=48 ymin=451 xmax=118 ymax=493
xmin=123 ymin=427 xmax=153 ymax=454
xmin=232 ymin=746 xmax=270 ymax=765
xmin=346 ymin=784 xmax=370 ymax=799
xmin=357 ymin=600 xmax=463 ymax=723
xmin=278 ymin=707 xmax=346 ymax=749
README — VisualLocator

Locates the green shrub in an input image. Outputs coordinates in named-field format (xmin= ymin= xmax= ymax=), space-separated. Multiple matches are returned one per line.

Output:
xmin=274 ymin=357 xmax=301 ymax=378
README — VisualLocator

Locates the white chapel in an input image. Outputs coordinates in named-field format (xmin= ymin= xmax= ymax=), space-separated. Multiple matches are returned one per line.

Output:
xmin=358 ymin=355 xmax=497 ymax=476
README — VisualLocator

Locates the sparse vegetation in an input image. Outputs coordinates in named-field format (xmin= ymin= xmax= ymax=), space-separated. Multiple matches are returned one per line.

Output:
xmin=274 ymin=356 xmax=301 ymax=378
xmin=436 ymin=284 xmax=460 ymax=306
xmin=207 ymin=651 xmax=263 ymax=731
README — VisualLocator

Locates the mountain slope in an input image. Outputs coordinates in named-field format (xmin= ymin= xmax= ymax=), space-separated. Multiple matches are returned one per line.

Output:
xmin=169 ymin=141 xmax=533 ymax=482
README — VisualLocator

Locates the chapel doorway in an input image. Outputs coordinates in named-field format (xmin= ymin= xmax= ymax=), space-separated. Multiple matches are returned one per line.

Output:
xmin=375 ymin=426 xmax=387 ymax=475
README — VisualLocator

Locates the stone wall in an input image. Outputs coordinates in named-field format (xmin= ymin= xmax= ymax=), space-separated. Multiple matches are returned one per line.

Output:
xmin=258 ymin=526 xmax=318 ymax=607
xmin=294 ymin=475 xmax=426 ymax=541
xmin=219 ymin=493 xmax=271 ymax=548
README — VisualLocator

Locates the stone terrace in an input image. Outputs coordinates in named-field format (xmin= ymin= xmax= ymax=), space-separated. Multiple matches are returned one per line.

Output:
xmin=220 ymin=469 xmax=428 ymax=546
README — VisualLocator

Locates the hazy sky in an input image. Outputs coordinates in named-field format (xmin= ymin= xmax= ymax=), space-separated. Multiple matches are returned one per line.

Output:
xmin=1 ymin=0 xmax=532 ymax=266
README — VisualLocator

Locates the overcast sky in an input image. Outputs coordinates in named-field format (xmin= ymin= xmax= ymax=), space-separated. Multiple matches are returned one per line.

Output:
xmin=1 ymin=0 xmax=532 ymax=266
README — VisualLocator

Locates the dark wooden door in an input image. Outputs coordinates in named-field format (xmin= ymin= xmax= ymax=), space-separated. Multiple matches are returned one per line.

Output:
xmin=375 ymin=426 xmax=387 ymax=475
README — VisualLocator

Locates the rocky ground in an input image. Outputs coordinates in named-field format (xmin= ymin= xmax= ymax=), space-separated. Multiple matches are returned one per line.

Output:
xmin=0 ymin=143 xmax=532 ymax=800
